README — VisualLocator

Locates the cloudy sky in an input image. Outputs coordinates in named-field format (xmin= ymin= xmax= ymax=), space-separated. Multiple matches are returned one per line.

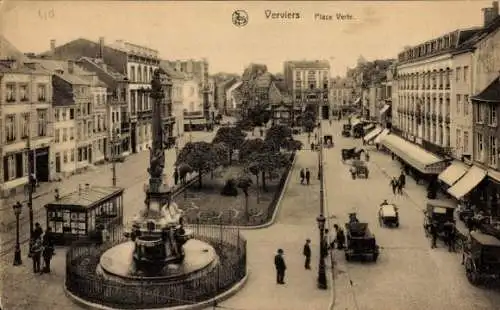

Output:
xmin=0 ymin=1 xmax=491 ymax=76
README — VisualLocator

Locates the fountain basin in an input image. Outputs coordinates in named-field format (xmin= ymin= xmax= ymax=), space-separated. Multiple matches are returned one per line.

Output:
xmin=98 ymin=239 xmax=217 ymax=283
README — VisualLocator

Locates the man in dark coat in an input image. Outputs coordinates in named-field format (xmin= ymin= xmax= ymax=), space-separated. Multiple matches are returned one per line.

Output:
xmin=305 ymin=169 xmax=311 ymax=185
xmin=303 ymin=239 xmax=311 ymax=270
xmin=390 ymin=177 xmax=398 ymax=195
xmin=300 ymin=169 xmax=305 ymax=184
xmin=398 ymin=172 xmax=406 ymax=194
xmin=173 ymin=169 xmax=179 ymax=186
xmin=274 ymin=249 xmax=286 ymax=284
xmin=430 ymin=222 xmax=438 ymax=248
xmin=33 ymin=222 xmax=43 ymax=241
xmin=41 ymin=229 xmax=55 ymax=273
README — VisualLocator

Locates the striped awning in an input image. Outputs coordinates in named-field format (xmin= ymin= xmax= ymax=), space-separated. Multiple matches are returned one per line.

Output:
xmin=374 ymin=128 xmax=390 ymax=144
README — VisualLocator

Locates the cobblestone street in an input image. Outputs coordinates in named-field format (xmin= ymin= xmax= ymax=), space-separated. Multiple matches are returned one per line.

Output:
xmin=323 ymin=120 xmax=500 ymax=310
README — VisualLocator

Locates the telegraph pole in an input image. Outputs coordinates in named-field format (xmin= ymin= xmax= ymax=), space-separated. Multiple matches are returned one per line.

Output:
xmin=316 ymin=119 xmax=327 ymax=290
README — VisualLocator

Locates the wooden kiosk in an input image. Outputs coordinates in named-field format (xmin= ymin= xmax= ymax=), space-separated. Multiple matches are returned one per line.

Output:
xmin=44 ymin=184 xmax=124 ymax=245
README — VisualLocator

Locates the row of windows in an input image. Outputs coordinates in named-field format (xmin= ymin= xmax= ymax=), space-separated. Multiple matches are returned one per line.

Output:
xmin=398 ymin=66 xmax=469 ymax=90
xmin=476 ymin=133 xmax=498 ymax=167
xmin=4 ymin=110 xmax=48 ymax=143
xmin=129 ymin=65 xmax=155 ymax=83
xmin=397 ymin=118 xmax=451 ymax=148
xmin=5 ymin=83 xmax=47 ymax=103
xmin=3 ymin=152 xmax=28 ymax=182
xmin=129 ymin=90 xmax=152 ymax=113
xmin=476 ymin=104 xmax=498 ymax=126
xmin=398 ymin=33 xmax=456 ymax=62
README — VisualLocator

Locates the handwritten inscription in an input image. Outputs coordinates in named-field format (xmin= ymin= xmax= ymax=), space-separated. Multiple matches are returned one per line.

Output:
xmin=38 ymin=9 xmax=55 ymax=20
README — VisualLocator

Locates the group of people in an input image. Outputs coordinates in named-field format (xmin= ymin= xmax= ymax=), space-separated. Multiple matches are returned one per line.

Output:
xmin=299 ymin=168 xmax=311 ymax=185
xmin=390 ymin=171 xmax=406 ymax=195
xmin=427 ymin=219 xmax=457 ymax=251
xmin=29 ymin=222 xmax=55 ymax=274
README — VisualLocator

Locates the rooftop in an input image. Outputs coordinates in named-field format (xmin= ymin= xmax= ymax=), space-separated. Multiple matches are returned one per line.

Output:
xmin=286 ymin=60 xmax=330 ymax=69
xmin=78 ymin=56 xmax=128 ymax=81
xmin=471 ymin=76 xmax=500 ymax=103
xmin=45 ymin=186 xmax=124 ymax=210
xmin=34 ymin=59 xmax=92 ymax=85
xmin=159 ymin=60 xmax=188 ymax=79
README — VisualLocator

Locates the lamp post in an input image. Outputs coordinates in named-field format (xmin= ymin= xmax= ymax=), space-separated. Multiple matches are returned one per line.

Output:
xmin=12 ymin=201 xmax=23 ymax=266
xmin=316 ymin=119 xmax=327 ymax=290
xmin=110 ymin=131 xmax=121 ymax=187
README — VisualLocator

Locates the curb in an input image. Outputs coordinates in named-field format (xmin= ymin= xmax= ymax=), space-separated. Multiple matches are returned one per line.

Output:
xmin=64 ymin=271 xmax=249 ymax=310
xmin=216 ymin=151 xmax=298 ymax=230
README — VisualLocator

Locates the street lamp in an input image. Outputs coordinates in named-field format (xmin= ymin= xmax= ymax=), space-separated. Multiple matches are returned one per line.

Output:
xmin=316 ymin=119 xmax=327 ymax=290
xmin=12 ymin=202 xmax=23 ymax=266
xmin=316 ymin=213 xmax=327 ymax=289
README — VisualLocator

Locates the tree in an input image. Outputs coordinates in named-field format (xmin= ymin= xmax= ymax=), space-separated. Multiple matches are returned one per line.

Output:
xmin=212 ymin=127 xmax=247 ymax=164
xmin=246 ymin=151 xmax=289 ymax=191
xmin=302 ymin=111 xmax=316 ymax=143
xmin=283 ymin=138 xmax=303 ymax=152
xmin=239 ymin=138 xmax=266 ymax=161
xmin=212 ymin=142 xmax=230 ymax=167
xmin=247 ymin=103 xmax=271 ymax=127
xmin=265 ymin=124 xmax=293 ymax=152
xmin=237 ymin=174 xmax=253 ymax=220
xmin=176 ymin=142 xmax=219 ymax=189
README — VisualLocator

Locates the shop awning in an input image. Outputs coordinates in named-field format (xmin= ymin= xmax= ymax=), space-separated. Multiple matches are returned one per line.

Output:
xmin=380 ymin=105 xmax=391 ymax=115
xmin=438 ymin=160 xmax=469 ymax=186
xmin=363 ymin=126 xmax=383 ymax=142
xmin=487 ymin=168 xmax=500 ymax=184
xmin=374 ymin=128 xmax=390 ymax=144
xmin=363 ymin=123 xmax=375 ymax=132
xmin=447 ymin=165 xmax=487 ymax=199
xmin=380 ymin=134 xmax=446 ymax=174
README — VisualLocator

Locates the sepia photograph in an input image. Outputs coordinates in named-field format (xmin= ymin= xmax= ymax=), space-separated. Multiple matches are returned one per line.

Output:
xmin=0 ymin=1 xmax=500 ymax=309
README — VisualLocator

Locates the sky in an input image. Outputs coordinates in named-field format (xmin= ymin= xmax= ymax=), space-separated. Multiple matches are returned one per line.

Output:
xmin=0 ymin=1 xmax=493 ymax=76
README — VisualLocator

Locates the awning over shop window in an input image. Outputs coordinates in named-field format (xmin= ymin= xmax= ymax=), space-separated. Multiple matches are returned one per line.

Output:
xmin=363 ymin=123 xmax=375 ymax=132
xmin=363 ymin=126 xmax=383 ymax=142
xmin=487 ymin=169 xmax=500 ymax=184
xmin=438 ymin=160 xmax=469 ymax=186
xmin=380 ymin=134 xmax=446 ymax=174
xmin=379 ymin=105 xmax=391 ymax=115
xmin=447 ymin=165 xmax=487 ymax=199
xmin=374 ymin=128 xmax=390 ymax=144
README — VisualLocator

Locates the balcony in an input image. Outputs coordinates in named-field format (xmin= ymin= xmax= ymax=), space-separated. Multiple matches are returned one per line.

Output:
xmin=438 ymin=115 xmax=443 ymax=123
xmin=425 ymin=112 xmax=430 ymax=120
xmin=431 ymin=113 xmax=437 ymax=121
xmin=445 ymin=115 xmax=450 ymax=124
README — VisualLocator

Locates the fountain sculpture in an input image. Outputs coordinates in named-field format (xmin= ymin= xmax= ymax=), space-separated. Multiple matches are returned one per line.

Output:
xmin=96 ymin=68 xmax=217 ymax=281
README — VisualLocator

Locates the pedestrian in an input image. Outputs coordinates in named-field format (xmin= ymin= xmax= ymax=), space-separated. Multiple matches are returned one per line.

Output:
xmin=41 ymin=230 xmax=54 ymax=273
xmin=274 ymin=249 xmax=286 ymax=284
xmin=448 ymin=223 xmax=457 ymax=252
xmin=174 ymin=168 xmax=179 ymax=186
xmin=30 ymin=173 xmax=37 ymax=192
xmin=390 ymin=177 xmax=398 ymax=195
xmin=305 ymin=168 xmax=311 ymax=185
xmin=398 ymin=171 xmax=406 ymax=193
xmin=311 ymin=142 xmax=315 ymax=151
xmin=33 ymin=222 xmax=43 ymax=240
xmin=349 ymin=166 xmax=356 ymax=179
xmin=336 ymin=227 xmax=346 ymax=250
xmin=30 ymin=237 xmax=43 ymax=274
xmin=430 ymin=222 xmax=438 ymax=248
xmin=303 ymin=239 xmax=311 ymax=270
xmin=300 ymin=169 xmax=305 ymax=185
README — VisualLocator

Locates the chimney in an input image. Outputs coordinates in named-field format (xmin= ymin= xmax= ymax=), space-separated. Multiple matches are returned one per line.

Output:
xmin=98 ymin=37 xmax=105 ymax=59
xmin=68 ymin=60 xmax=74 ymax=74
xmin=50 ymin=39 xmax=56 ymax=54
xmin=483 ymin=2 xmax=499 ymax=27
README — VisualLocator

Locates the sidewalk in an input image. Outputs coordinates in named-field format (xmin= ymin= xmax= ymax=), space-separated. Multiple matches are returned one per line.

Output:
xmin=214 ymin=149 xmax=332 ymax=310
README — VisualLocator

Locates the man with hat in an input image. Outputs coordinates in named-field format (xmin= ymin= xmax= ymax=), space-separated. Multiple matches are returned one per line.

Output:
xmin=274 ymin=248 xmax=287 ymax=284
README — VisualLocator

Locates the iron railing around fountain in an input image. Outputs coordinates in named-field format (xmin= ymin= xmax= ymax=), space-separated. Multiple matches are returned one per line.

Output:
xmin=65 ymin=223 xmax=247 ymax=309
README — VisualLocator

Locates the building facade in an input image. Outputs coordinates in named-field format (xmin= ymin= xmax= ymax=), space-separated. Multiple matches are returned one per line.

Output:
xmin=283 ymin=60 xmax=330 ymax=119
xmin=76 ymin=57 xmax=129 ymax=157
xmin=394 ymin=28 xmax=481 ymax=157
xmin=0 ymin=60 xmax=53 ymax=197
xmin=330 ymin=77 xmax=354 ymax=106
xmin=42 ymin=37 xmax=161 ymax=154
